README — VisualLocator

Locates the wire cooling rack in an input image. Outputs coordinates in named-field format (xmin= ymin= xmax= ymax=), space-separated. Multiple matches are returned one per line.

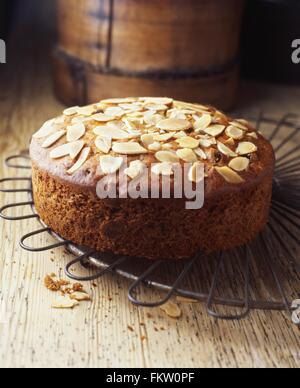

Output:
xmin=0 ymin=113 xmax=300 ymax=322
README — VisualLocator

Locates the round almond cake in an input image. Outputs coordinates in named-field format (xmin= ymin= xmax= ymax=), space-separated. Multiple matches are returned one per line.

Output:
xmin=30 ymin=98 xmax=275 ymax=260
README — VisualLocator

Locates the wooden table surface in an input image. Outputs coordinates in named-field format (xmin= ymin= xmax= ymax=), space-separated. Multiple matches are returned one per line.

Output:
xmin=0 ymin=31 xmax=300 ymax=369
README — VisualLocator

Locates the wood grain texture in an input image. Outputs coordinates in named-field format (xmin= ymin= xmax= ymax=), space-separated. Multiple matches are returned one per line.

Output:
xmin=0 ymin=26 xmax=300 ymax=369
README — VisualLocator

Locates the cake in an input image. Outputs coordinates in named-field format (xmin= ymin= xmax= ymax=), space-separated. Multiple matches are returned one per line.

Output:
xmin=30 ymin=98 xmax=275 ymax=260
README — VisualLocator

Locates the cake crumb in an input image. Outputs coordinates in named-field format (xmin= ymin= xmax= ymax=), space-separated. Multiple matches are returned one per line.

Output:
xmin=127 ymin=325 xmax=135 ymax=332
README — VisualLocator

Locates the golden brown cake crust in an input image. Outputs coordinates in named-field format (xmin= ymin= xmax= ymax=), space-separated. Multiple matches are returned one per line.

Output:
xmin=30 ymin=98 xmax=275 ymax=260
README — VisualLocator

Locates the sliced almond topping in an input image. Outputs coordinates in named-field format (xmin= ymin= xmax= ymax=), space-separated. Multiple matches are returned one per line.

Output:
xmin=63 ymin=106 xmax=79 ymax=116
xmin=69 ymin=140 xmax=85 ymax=160
xmin=42 ymin=130 xmax=66 ymax=148
xmin=100 ymin=155 xmax=123 ymax=174
xmin=50 ymin=143 xmax=70 ymax=159
xmin=67 ymin=122 xmax=86 ymax=142
xmin=70 ymin=292 xmax=91 ymax=302
xmin=140 ymin=97 xmax=173 ymax=106
xmin=229 ymin=157 xmax=250 ymax=172
xmin=203 ymin=125 xmax=225 ymax=137
xmin=194 ymin=113 xmax=212 ymax=132
xmin=101 ymin=98 xmax=137 ymax=105
xmin=160 ymin=302 xmax=182 ymax=319
xmin=152 ymin=163 xmax=174 ymax=176
xmin=54 ymin=116 xmax=65 ymax=125
xmin=225 ymin=125 xmax=244 ymax=140
xmin=67 ymin=147 xmax=90 ymax=175
xmin=91 ymin=113 xmax=116 ymax=122
xmin=217 ymin=142 xmax=238 ymax=157
xmin=199 ymin=137 xmax=216 ymax=148
xmin=174 ymin=131 xmax=187 ymax=139
xmin=76 ymin=105 xmax=96 ymax=116
xmin=33 ymin=119 xmax=56 ymax=139
xmin=248 ymin=132 xmax=258 ymax=139
xmin=95 ymin=137 xmax=112 ymax=154
xmin=176 ymin=149 xmax=197 ymax=163
xmin=224 ymin=138 xmax=235 ymax=146
xmin=230 ymin=120 xmax=248 ymax=131
xmin=141 ymin=134 xmax=155 ymax=148
xmin=188 ymin=162 xmax=204 ymax=183
xmin=104 ymin=106 xmax=125 ymax=117
xmin=215 ymin=166 xmax=245 ymax=184
xmin=194 ymin=148 xmax=207 ymax=160
xmin=153 ymin=132 xmax=175 ymax=142
xmin=112 ymin=142 xmax=148 ymax=155
xmin=162 ymin=143 xmax=173 ymax=150
xmin=124 ymin=160 xmax=145 ymax=180
xmin=52 ymin=297 xmax=79 ymax=309
xmin=155 ymin=151 xmax=180 ymax=163
xmin=157 ymin=118 xmax=191 ymax=132
xmin=176 ymin=136 xmax=200 ymax=149
xmin=148 ymin=142 xmax=162 ymax=152
xmin=145 ymin=104 xmax=168 ymax=112
xmin=236 ymin=142 xmax=257 ymax=155
xmin=94 ymin=125 xmax=131 ymax=140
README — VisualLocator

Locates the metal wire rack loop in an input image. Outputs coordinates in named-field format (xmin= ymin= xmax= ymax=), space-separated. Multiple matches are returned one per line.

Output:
xmin=5 ymin=154 xmax=31 ymax=170
xmin=0 ymin=201 xmax=38 ymax=221
xmin=128 ymin=255 xmax=198 ymax=308
xmin=65 ymin=253 xmax=130 ymax=282
xmin=0 ymin=177 xmax=32 ymax=193
xmin=20 ymin=227 xmax=69 ymax=252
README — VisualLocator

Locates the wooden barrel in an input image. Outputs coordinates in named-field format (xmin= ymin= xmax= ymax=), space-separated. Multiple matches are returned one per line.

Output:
xmin=54 ymin=0 xmax=245 ymax=110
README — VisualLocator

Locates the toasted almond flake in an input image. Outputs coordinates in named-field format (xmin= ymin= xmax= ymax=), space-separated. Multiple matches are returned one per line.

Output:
xmin=194 ymin=148 xmax=208 ymax=160
xmin=112 ymin=142 xmax=148 ymax=155
xmin=176 ymin=136 xmax=200 ymax=149
xmin=105 ymin=106 xmax=125 ymax=117
xmin=230 ymin=120 xmax=248 ymax=131
xmin=215 ymin=166 xmax=245 ymax=184
xmin=94 ymin=125 xmax=131 ymax=140
xmin=91 ymin=113 xmax=116 ymax=122
xmin=42 ymin=130 xmax=66 ymax=148
xmin=63 ymin=106 xmax=79 ymax=116
xmin=194 ymin=113 xmax=212 ymax=132
xmin=175 ymin=101 xmax=210 ymax=113
xmin=140 ymin=97 xmax=173 ymax=106
xmin=188 ymin=162 xmax=204 ymax=183
xmin=152 ymin=163 xmax=174 ymax=176
xmin=100 ymin=155 xmax=123 ymax=174
xmin=101 ymin=98 xmax=137 ymax=105
xmin=143 ymin=111 xmax=164 ymax=126
xmin=33 ymin=119 xmax=56 ymax=139
xmin=76 ymin=105 xmax=96 ymax=116
xmin=162 ymin=143 xmax=173 ymax=150
xmin=160 ymin=302 xmax=182 ymax=319
xmin=52 ymin=297 xmax=79 ymax=309
xmin=176 ymin=149 xmax=197 ymax=163
xmin=124 ymin=160 xmax=145 ymax=180
xmin=226 ymin=125 xmax=244 ymax=140
xmin=67 ymin=147 xmax=90 ymax=175
xmin=248 ymin=132 xmax=258 ymax=139
xmin=174 ymin=131 xmax=187 ymax=139
xmin=119 ymin=103 xmax=143 ymax=112
xmin=95 ymin=137 xmax=112 ymax=154
xmin=141 ymin=134 xmax=155 ymax=148
xmin=203 ymin=125 xmax=225 ymax=137
xmin=70 ymin=292 xmax=91 ymax=302
xmin=155 ymin=150 xmax=179 ymax=163
xmin=236 ymin=142 xmax=257 ymax=155
xmin=153 ymin=132 xmax=175 ymax=142
xmin=148 ymin=142 xmax=162 ymax=152
xmin=217 ymin=142 xmax=237 ymax=157
xmin=54 ymin=116 xmax=65 ymax=125
xmin=145 ymin=104 xmax=168 ymax=112
xmin=229 ymin=157 xmax=250 ymax=172
xmin=50 ymin=143 xmax=70 ymax=159
xmin=224 ymin=138 xmax=235 ymax=146
xmin=199 ymin=137 xmax=216 ymax=148
xmin=69 ymin=140 xmax=85 ymax=160
xmin=67 ymin=122 xmax=86 ymax=142
xmin=157 ymin=118 xmax=191 ymax=132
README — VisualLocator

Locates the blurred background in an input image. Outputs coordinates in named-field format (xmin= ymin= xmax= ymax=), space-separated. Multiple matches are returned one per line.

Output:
xmin=1 ymin=0 xmax=300 ymax=112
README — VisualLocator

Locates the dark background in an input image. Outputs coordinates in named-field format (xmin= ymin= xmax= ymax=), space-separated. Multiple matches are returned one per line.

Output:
xmin=1 ymin=0 xmax=300 ymax=84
